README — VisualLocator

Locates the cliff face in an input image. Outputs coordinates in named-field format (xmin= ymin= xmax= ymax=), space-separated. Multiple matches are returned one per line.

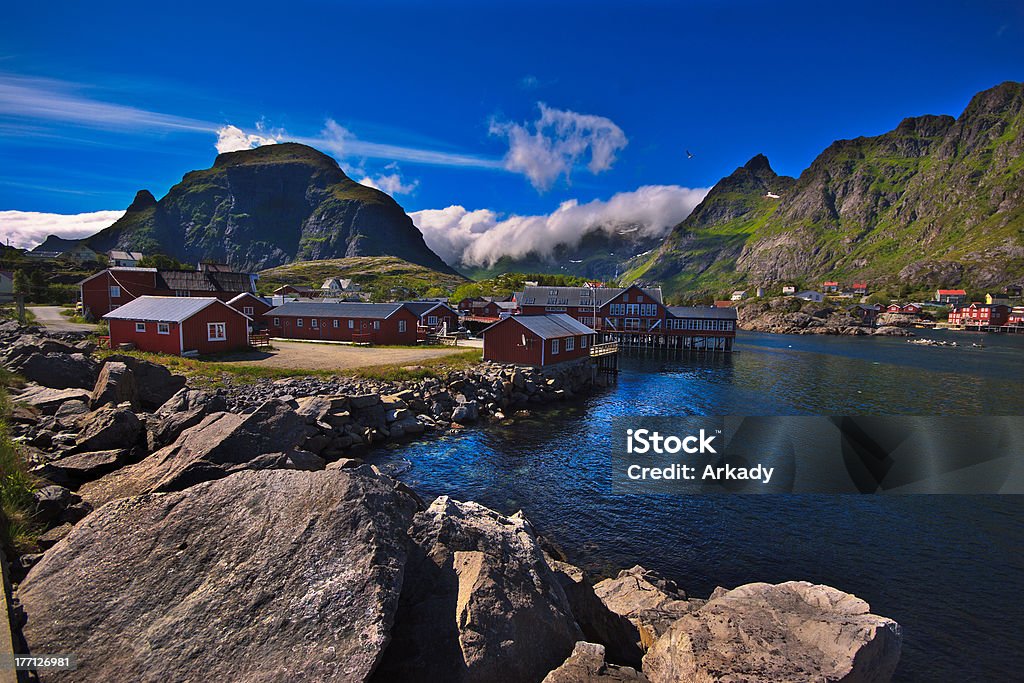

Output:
xmin=84 ymin=143 xmax=458 ymax=274
xmin=630 ymin=81 xmax=1024 ymax=298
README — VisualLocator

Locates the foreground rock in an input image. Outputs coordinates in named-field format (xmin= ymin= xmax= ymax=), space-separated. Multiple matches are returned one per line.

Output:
xmin=80 ymin=399 xmax=316 ymax=508
xmin=7 ymin=352 xmax=98 ymax=389
xmin=19 ymin=468 xmax=419 ymax=682
xmin=101 ymin=354 xmax=187 ymax=410
xmin=642 ymin=581 xmax=902 ymax=683
xmin=544 ymin=642 xmax=649 ymax=682
xmin=374 ymin=496 xmax=582 ymax=682
xmin=594 ymin=566 xmax=697 ymax=649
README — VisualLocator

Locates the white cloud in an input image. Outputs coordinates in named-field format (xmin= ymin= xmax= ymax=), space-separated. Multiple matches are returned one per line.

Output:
xmin=490 ymin=103 xmax=628 ymax=191
xmin=410 ymin=185 xmax=708 ymax=267
xmin=214 ymin=123 xmax=281 ymax=153
xmin=358 ymin=172 xmax=418 ymax=196
xmin=0 ymin=210 xmax=125 ymax=249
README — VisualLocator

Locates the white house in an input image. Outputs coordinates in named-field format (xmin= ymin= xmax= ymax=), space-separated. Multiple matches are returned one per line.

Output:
xmin=782 ymin=285 xmax=796 ymax=295
xmin=0 ymin=270 xmax=13 ymax=302
xmin=730 ymin=290 xmax=748 ymax=301
xmin=108 ymin=250 xmax=144 ymax=267
xmin=797 ymin=290 xmax=825 ymax=303
xmin=321 ymin=277 xmax=362 ymax=294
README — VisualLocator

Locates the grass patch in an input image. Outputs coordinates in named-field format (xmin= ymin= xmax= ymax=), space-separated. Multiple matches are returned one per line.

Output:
xmin=0 ymin=368 xmax=42 ymax=555
xmin=341 ymin=349 xmax=483 ymax=382
xmin=59 ymin=309 xmax=91 ymax=324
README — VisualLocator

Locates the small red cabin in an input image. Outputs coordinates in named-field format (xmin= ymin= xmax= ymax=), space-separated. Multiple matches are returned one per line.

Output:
xmin=103 ymin=296 xmax=252 ymax=356
xmin=228 ymin=292 xmax=273 ymax=330
xmin=264 ymin=301 xmax=419 ymax=345
xmin=483 ymin=314 xmax=596 ymax=367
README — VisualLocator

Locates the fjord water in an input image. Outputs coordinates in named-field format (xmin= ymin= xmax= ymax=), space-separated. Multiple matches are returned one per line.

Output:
xmin=370 ymin=330 xmax=1024 ymax=681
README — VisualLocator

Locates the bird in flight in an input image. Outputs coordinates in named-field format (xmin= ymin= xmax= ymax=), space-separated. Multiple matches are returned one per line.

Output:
xmin=686 ymin=150 xmax=695 ymax=159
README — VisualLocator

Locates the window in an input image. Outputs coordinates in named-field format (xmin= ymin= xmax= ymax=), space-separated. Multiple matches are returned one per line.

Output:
xmin=333 ymin=319 xmax=339 ymax=328
xmin=609 ymin=303 xmax=625 ymax=316
xmin=207 ymin=322 xmax=227 ymax=341
xmin=311 ymin=318 xmax=319 ymax=329
xmin=110 ymin=286 xmax=121 ymax=298
xmin=565 ymin=337 xmax=574 ymax=351
xmin=272 ymin=317 xmax=280 ymax=327
xmin=581 ymin=335 xmax=588 ymax=348
xmin=135 ymin=322 xmax=146 ymax=333
xmin=373 ymin=320 xmax=380 ymax=330
xmin=297 ymin=318 xmax=304 ymax=328
xmin=348 ymin=320 xmax=354 ymax=329
xmin=551 ymin=338 xmax=560 ymax=355
xmin=427 ymin=315 xmax=438 ymax=326
xmin=243 ymin=306 xmax=254 ymax=316
xmin=175 ymin=290 xmax=190 ymax=297
xmin=157 ymin=322 xmax=170 ymax=335
xmin=399 ymin=320 xmax=407 ymax=333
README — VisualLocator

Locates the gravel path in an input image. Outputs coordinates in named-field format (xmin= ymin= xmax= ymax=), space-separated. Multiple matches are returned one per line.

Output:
xmin=214 ymin=340 xmax=477 ymax=370
xmin=28 ymin=306 xmax=98 ymax=333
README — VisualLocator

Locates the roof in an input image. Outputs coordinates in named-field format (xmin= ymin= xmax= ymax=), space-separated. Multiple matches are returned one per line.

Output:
xmin=937 ymin=289 xmax=967 ymax=295
xmin=852 ymin=282 xmax=867 ymax=288
xmin=823 ymin=281 xmax=839 ymax=285
xmin=666 ymin=306 xmax=738 ymax=320
xmin=157 ymin=270 xmax=254 ymax=293
xmin=108 ymin=250 xmax=143 ymax=260
xmin=275 ymin=284 xmax=314 ymax=292
xmin=265 ymin=301 xmax=406 ymax=319
xmin=76 ymin=266 xmax=158 ymax=286
xmin=495 ymin=301 xmax=517 ymax=310
xmin=103 ymin=296 xmax=249 ymax=323
xmin=487 ymin=314 xmax=595 ymax=339
xmin=228 ymin=292 xmax=270 ymax=306
xmin=519 ymin=285 xmax=663 ymax=308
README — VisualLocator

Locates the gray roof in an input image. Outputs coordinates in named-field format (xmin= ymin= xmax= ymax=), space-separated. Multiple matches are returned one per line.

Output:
xmin=265 ymin=301 xmax=405 ymax=319
xmin=108 ymin=250 xmax=143 ymax=260
xmin=103 ymin=296 xmax=248 ymax=323
xmin=495 ymin=301 xmax=518 ymax=310
xmin=228 ymin=292 xmax=271 ymax=306
xmin=666 ymin=306 xmax=738 ymax=320
xmin=157 ymin=270 xmax=254 ymax=293
xmin=487 ymin=314 xmax=595 ymax=340
xmin=401 ymin=301 xmax=456 ymax=317
xmin=519 ymin=285 xmax=663 ymax=307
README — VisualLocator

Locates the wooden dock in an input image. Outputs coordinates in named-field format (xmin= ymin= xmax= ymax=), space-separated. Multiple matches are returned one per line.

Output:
xmin=598 ymin=330 xmax=734 ymax=352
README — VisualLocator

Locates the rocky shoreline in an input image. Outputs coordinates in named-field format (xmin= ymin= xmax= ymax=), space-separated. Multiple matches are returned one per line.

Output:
xmin=736 ymin=298 xmax=915 ymax=336
xmin=0 ymin=320 xmax=903 ymax=682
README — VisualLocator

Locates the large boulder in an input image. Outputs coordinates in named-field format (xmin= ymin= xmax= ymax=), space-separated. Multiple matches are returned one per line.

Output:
xmin=10 ymin=352 xmax=97 ymax=390
xmin=11 ymin=386 xmax=92 ymax=415
xmin=642 ymin=581 xmax=901 ymax=683
xmin=90 ymin=361 xmax=138 ymax=409
xmin=80 ymin=399 xmax=313 ymax=507
xmin=146 ymin=388 xmax=228 ymax=450
xmin=374 ymin=496 xmax=582 ymax=683
xmin=102 ymin=354 xmax=187 ymax=410
xmin=19 ymin=468 xmax=419 ymax=682
xmin=32 ymin=450 xmax=128 ymax=489
xmin=544 ymin=642 xmax=649 ymax=683
xmin=594 ymin=566 xmax=697 ymax=649
xmin=73 ymin=405 xmax=143 ymax=453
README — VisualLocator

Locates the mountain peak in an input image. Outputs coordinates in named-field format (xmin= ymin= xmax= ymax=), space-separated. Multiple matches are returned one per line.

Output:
xmin=126 ymin=189 xmax=157 ymax=212
xmin=743 ymin=154 xmax=773 ymax=173
xmin=212 ymin=142 xmax=341 ymax=171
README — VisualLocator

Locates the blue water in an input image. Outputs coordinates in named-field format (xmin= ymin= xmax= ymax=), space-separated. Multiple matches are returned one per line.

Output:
xmin=369 ymin=330 xmax=1024 ymax=681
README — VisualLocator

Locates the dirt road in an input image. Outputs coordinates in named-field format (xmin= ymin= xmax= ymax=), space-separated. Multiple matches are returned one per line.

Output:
xmin=28 ymin=306 xmax=97 ymax=333
xmin=216 ymin=340 xmax=477 ymax=370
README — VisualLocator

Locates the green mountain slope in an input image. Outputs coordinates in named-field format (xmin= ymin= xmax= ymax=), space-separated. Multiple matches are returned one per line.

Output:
xmin=629 ymin=81 xmax=1024 ymax=300
xmin=256 ymin=256 xmax=467 ymax=300
xmin=83 ymin=143 xmax=459 ymax=275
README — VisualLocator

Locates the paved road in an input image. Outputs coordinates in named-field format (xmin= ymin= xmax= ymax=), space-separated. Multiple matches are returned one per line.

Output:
xmin=28 ymin=306 xmax=98 ymax=333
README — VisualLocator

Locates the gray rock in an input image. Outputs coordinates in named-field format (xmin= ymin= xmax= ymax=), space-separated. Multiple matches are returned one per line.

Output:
xmin=90 ymin=361 xmax=138 ymax=409
xmin=11 ymin=386 xmax=92 ymax=415
xmin=32 ymin=485 xmax=77 ymax=525
xmin=32 ymin=450 xmax=127 ymax=488
xmin=19 ymin=468 xmax=418 ymax=682
xmin=74 ymin=405 xmax=143 ymax=453
xmin=594 ymin=566 xmax=697 ymax=650
xmin=375 ymin=496 xmax=582 ymax=683
xmin=146 ymin=388 xmax=228 ymax=450
xmin=10 ymin=352 xmax=98 ymax=390
xmin=642 ymin=581 xmax=901 ymax=683
xmin=543 ymin=642 xmax=649 ymax=683
xmin=102 ymin=354 xmax=186 ymax=410
xmin=53 ymin=399 xmax=90 ymax=428
xmin=81 ymin=400 xmax=310 ymax=507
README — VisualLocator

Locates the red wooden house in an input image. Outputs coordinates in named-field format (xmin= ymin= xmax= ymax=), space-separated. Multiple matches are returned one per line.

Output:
xmin=948 ymin=303 xmax=1010 ymax=327
xmin=936 ymin=289 xmax=967 ymax=305
xmin=264 ymin=301 xmax=419 ymax=344
xmin=402 ymin=301 xmax=460 ymax=333
xmin=272 ymin=284 xmax=315 ymax=298
xmin=483 ymin=314 xmax=596 ymax=367
xmin=103 ymin=296 xmax=251 ymax=356
xmin=228 ymin=292 xmax=273 ymax=330
xmin=886 ymin=303 xmax=924 ymax=315
xmin=79 ymin=266 xmax=257 ymax=319
xmin=1007 ymin=306 xmax=1024 ymax=326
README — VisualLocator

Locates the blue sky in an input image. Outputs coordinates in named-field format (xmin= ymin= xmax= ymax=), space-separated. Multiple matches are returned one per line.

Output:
xmin=1 ymin=0 xmax=1022 ymax=261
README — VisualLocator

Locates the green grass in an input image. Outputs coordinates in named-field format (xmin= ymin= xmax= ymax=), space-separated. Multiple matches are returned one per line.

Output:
xmin=257 ymin=256 xmax=467 ymax=300
xmin=340 ymin=349 xmax=482 ymax=382
xmin=0 ymin=367 xmax=43 ymax=555
xmin=59 ymin=309 xmax=91 ymax=324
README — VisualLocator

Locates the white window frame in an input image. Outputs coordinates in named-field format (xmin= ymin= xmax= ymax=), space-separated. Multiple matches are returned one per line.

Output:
xmin=157 ymin=322 xmax=170 ymax=335
xmin=272 ymin=317 xmax=280 ymax=326
xmin=399 ymin=320 xmax=407 ymax=333
xmin=582 ymin=335 xmax=589 ymax=348
xmin=311 ymin=318 xmax=319 ymax=329
xmin=373 ymin=320 xmax=380 ymax=330
xmin=297 ymin=318 xmax=304 ymax=328
xmin=565 ymin=336 xmax=574 ymax=351
xmin=135 ymin=322 xmax=146 ymax=333
xmin=207 ymin=322 xmax=227 ymax=342
xmin=110 ymin=285 xmax=121 ymax=298
xmin=243 ymin=306 xmax=254 ymax=316
xmin=427 ymin=315 xmax=438 ymax=326
xmin=348 ymin=320 xmax=354 ymax=329
xmin=333 ymin=319 xmax=339 ymax=328
xmin=551 ymin=338 xmax=560 ymax=355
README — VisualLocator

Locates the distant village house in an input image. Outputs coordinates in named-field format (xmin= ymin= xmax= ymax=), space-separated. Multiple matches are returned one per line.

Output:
xmin=935 ymin=289 xmax=967 ymax=305
xmin=263 ymin=301 xmax=419 ymax=345
xmin=108 ymin=250 xmax=144 ymax=267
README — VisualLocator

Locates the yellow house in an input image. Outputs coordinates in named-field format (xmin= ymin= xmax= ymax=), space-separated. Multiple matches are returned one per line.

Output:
xmin=985 ymin=292 xmax=1010 ymax=305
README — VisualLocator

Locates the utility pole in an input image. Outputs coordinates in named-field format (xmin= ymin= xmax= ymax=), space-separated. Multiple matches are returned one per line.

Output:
xmin=15 ymin=292 xmax=25 ymax=324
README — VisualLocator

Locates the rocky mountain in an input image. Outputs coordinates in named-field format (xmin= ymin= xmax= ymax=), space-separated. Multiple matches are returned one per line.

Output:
xmin=82 ymin=143 xmax=459 ymax=274
xmin=628 ymin=81 xmax=1024 ymax=299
